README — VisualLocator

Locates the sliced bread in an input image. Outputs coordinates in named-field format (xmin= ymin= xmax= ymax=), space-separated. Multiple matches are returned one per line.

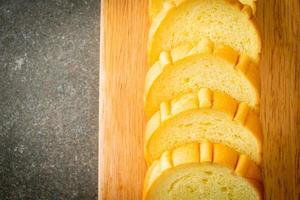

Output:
xmin=144 ymin=38 xmax=260 ymax=117
xmin=149 ymin=0 xmax=257 ymax=21
xmin=143 ymin=142 xmax=263 ymax=200
xmin=145 ymin=88 xmax=263 ymax=164
xmin=148 ymin=0 xmax=261 ymax=66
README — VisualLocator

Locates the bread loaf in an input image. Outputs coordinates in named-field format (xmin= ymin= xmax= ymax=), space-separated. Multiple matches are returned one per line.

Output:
xmin=144 ymin=0 xmax=264 ymax=198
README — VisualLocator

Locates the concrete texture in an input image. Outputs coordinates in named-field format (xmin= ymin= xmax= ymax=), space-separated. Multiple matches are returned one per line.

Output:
xmin=0 ymin=0 xmax=99 ymax=199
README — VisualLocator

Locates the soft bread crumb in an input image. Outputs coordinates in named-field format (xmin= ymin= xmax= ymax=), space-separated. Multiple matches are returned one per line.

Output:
xmin=145 ymin=88 xmax=263 ymax=164
xmin=148 ymin=0 xmax=261 ymax=65
xmin=143 ymin=142 xmax=263 ymax=200
xmin=149 ymin=0 xmax=257 ymax=21
xmin=145 ymin=39 xmax=260 ymax=117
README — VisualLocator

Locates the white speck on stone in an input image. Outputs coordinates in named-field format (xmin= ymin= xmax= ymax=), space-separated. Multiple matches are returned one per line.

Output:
xmin=15 ymin=57 xmax=25 ymax=70
xmin=21 ymin=76 xmax=27 ymax=82
xmin=14 ymin=144 xmax=26 ymax=154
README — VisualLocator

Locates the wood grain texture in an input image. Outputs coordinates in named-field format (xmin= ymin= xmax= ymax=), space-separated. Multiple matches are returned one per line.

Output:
xmin=257 ymin=1 xmax=300 ymax=200
xmin=99 ymin=0 xmax=300 ymax=199
xmin=99 ymin=0 xmax=148 ymax=199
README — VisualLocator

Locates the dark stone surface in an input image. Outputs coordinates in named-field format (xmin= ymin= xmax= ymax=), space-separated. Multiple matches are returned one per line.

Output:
xmin=0 ymin=0 xmax=99 ymax=199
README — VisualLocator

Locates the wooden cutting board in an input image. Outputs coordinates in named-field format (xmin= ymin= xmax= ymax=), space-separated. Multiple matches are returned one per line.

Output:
xmin=99 ymin=0 xmax=300 ymax=199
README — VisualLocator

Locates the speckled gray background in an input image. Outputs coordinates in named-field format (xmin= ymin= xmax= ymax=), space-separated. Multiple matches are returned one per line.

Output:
xmin=0 ymin=0 xmax=99 ymax=199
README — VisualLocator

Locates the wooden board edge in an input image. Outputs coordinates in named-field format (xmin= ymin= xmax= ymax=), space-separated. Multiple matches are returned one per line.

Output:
xmin=98 ymin=0 xmax=105 ymax=199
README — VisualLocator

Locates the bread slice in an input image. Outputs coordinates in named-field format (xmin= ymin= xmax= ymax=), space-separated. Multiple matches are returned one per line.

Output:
xmin=143 ymin=142 xmax=263 ymax=200
xmin=148 ymin=0 xmax=261 ymax=66
xmin=145 ymin=88 xmax=263 ymax=165
xmin=149 ymin=0 xmax=257 ymax=21
xmin=144 ymin=38 xmax=260 ymax=117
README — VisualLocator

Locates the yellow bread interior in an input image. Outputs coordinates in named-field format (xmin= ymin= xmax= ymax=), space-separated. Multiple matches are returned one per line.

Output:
xmin=145 ymin=88 xmax=263 ymax=164
xmin=148 ymin=0 xmax=261 ymax=66
xmin=144 ymin=38 xmax=260 ymax=117
xmin=149 ymin=0 xmax=257 ymax=21
xmin=143 ymin=142 xmax=263 ymax=200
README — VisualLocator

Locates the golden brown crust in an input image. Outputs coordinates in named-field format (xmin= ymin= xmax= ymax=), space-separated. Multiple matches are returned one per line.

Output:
xmin=144 ymin=88 xmax=263 ymax=164
xmin=143 ymin=142 xmax=263 ymax=200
